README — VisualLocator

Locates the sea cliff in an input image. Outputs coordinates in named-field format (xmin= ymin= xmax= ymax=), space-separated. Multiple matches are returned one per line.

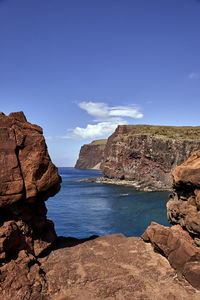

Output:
xmin=1 ymin=113 xmax=200 ymax=299
xmin=102 ymin=125 xmax=200 ymax=191
xmin=75 ymin=139 xmax=107 ymax=169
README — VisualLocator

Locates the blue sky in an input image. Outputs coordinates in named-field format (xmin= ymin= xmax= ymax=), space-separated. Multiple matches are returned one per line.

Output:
xmin=1 ymin=0 xmax=200 ymax=166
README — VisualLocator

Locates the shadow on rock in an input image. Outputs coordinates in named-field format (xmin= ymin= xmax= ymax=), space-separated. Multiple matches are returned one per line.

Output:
xmin=38 ymin=235 xmax=99 ymax=258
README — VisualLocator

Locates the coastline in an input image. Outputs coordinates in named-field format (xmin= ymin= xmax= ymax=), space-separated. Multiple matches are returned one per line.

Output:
xmin=76 ymin=176 xmax=172 ymax=192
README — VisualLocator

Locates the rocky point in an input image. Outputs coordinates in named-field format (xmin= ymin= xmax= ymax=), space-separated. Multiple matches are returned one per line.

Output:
xmin=75 ymin=139 xmax=107 ymax=170
xmin=102 ymin=124 xmax=200 ymax=191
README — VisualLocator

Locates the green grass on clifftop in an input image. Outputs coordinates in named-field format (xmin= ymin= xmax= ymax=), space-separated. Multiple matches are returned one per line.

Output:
xmin=86 ymin=139 xmax=107 ymax=149
xmin=121 ymin=125 xmax=200 ymax=140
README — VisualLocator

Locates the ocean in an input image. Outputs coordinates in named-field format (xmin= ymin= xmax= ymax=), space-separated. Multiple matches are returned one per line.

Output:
xmin=46 ymin=167 xmax=171 ymax=239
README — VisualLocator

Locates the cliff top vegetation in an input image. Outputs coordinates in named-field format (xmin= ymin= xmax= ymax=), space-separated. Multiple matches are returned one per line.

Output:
xmin=117 ymin=125 xmax=200 ymax=140
xmin=86 ymin=139 xmax=107 ymax=149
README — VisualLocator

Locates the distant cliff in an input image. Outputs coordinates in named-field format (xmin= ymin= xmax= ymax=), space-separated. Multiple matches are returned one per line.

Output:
xmin=102 ymin=125 xmax=200 ymax=191
xmin=75 ymin=139 xmax=107 ymax=169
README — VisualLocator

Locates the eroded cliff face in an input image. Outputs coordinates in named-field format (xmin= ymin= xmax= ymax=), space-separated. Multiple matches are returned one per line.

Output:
xmin=102 ymin=125 xmax=200 ymax=191
xmin=75 ymin=139 xmax=107 ymax=169
xmin=0 ymin=111 xmax=61 ymax=262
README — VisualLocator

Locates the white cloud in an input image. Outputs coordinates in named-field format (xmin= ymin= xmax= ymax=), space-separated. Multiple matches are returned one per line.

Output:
xmin=109 ymin=106 xmax=143 ymax=119
xmin=66 ymin=121 xmax=126 ymax=140
xmin=65 ymin=101 xmax=143 ymax=140
xmin=78 ymin=101 xmax=143 ymax=121
xmin=188 ymin=72 xmax=199 ymax=80
xmin=78 ymin=101 xmax=109 ymax=120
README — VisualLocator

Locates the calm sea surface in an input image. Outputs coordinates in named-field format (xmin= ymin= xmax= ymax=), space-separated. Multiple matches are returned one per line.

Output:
xmin=46 ymin=167 xmax=170 ymax=238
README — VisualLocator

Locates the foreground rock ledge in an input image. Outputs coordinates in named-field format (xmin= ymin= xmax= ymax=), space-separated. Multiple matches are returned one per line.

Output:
xmin=1 ymin=234 xmax=199 ymax=300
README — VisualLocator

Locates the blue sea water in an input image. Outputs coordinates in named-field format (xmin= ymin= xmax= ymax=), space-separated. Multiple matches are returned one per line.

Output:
xmin=46 ymin=167 xmax=171 ymax=239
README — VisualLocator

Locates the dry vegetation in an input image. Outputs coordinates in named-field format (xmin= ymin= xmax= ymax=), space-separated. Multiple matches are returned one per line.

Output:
xmin=121 ymin=125 xmax=200 ymax=140
xmin=87 ymin=139 xmax=107 ymax=149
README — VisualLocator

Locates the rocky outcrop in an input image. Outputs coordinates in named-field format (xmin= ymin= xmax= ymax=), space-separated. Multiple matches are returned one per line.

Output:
xmin=143 ymin=151 xmax=200 ymax=289
xmin=75 ymin=139 xmax=107 ymax=169
xmin=102 ymin=125 xmax=200 ymax=191
xmin=0 ymin=111 xmax=61 ymax=263
xmin=1 ymin=234 xmax=199 ymax=300
xmin=167 ymin=150 xmax=200 ymax=235
xmin=142 ymin=222 xmax=200 ymax=289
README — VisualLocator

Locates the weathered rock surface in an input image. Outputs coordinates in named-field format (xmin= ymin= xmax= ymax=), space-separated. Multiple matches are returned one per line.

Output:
xmin=143 ymin=152 xmax=200 ymax=291
xmin=75 ymin=139 xmax=107 ymax=170
xmin=167 ymin=150 xmax=200 ymax=236
xmin=0 ymin=111 xmax=61 ymax=262
xmin=102 ymin=125 xmax=200 ymax=191
xmin=142 ymin=222 xmax=200 ymax=289
xmin=172 ymin=150 xmax=200 ymax=186
xmin=1 ymin=234 xmax=199 ymax=300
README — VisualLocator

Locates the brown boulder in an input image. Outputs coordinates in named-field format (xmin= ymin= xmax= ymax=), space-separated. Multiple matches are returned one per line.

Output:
xmin=172 ymin=150 xmax=200 ymax=186
xmin=142 ymin=222 xmax=200 ymax=289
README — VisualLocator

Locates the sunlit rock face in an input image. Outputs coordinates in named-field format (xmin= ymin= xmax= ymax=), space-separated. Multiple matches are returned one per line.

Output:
xmin=0 ymin=111 xmax=61 ymax=262
xmin=167 ymin=150 xmax=200 ymax=236
xmin=102 ymin=125 xmax=200 ymax=191
xmin=75 ymin=139 xmax=107 ymax=170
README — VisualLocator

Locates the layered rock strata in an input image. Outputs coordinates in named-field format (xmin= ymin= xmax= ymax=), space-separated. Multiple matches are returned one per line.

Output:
xmin=102 ymin=125 xmax=200 ymax=191
xmin=0 ymin=111 xmax=61 ymax=263
xmin=75 ymin=139 xmax=107 ymax=169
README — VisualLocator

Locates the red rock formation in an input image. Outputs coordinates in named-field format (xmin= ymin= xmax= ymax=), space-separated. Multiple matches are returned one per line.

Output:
xmin=1 ymin=115 xmax=200 ymax=299
xmin=102 ymin=125 xmax=200 ymax=191
xmin=167 ymin=150 xmax=200 ymax=235
xmin=142 ymin=222 xmax=200 ymax=289
xmin=1 ymin=234 xmax=199 ymax=299
xmin=0 ymin=111 xmax=61 ymax=262
xmin=143 ymin=152 xmax=200 ymax=289
xmin=75 ymin=139 xmax=107 ymax=169
xmin=172 ymin=150 xmax=200 ymax=186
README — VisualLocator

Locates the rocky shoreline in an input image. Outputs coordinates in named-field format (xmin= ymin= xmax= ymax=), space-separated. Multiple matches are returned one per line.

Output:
xmin=75 ymin=125 xmax=200 ymax=191
xmin=1 ymin=112 xmax=200 ymax=299
xmin=77 ymin=176 xmax=171 ymax=192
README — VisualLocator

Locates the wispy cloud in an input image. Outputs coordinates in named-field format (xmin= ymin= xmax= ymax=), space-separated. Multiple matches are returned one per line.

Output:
xmin=78 ymin=101 xmax=143 ymax=121
xmin=109 ymin=106 xmax=143 ymax=119
xmin=188 ymin=72 xmax=199 ymax=80
xmin=65 ymin=101 xmax=143 ymax=140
